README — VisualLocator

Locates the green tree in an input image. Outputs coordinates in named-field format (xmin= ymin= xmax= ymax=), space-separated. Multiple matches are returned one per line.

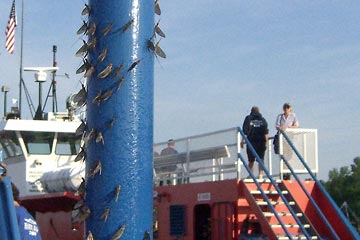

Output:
xmin=323 ymin=157 xmax=360 ymax=229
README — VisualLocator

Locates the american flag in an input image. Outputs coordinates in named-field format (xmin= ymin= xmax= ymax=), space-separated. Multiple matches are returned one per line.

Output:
xmin=5 ymin=0 xmax=17 ymax=54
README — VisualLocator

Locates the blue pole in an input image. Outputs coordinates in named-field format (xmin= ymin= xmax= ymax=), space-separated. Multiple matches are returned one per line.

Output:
xmin=0 ymin=176 xmax=21 ymax=240
xmin=85 ymin=1 xmax=154 ymax=239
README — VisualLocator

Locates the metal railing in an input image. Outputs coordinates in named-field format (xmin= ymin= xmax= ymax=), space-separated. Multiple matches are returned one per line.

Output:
xmin=280 ymin=130 xmax=359 ymax=239
xmin=153 ymin=127 xmax=319 ymax=185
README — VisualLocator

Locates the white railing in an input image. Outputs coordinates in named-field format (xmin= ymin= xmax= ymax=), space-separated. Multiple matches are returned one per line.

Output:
xmin=153 ymin=127 xmax=318 ymax=185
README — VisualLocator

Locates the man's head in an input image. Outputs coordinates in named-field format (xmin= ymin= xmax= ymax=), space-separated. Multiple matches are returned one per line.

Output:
xmin=283 ymin=103 xmax=292 ymax=116
xmin=167 ymin=139 xmax=175 ymax=147
xmin=251 ymin=106 xmax=259 ymax=114
xmin=11 ymin=182 xmax=20 ymax=203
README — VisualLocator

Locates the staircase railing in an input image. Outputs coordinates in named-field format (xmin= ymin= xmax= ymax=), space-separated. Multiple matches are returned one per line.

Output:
xmin=280 ymin=129 xmax=359 ymax=239
xmin=238 ymin=127 xmax=312 ymax=239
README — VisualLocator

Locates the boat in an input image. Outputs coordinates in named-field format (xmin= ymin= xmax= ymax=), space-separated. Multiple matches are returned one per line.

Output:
xmin=1 ymin=89 xmax=359 ymax=239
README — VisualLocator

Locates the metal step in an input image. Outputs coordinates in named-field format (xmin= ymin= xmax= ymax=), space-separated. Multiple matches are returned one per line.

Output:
xmin=271 ymin=223 xmax=310 ymax=229
xmin=263 ymin=212 xmax=303 ymax=217
xmin=250 ymin=190 xmax=288 ymax=195
xmin=277 ymin=234 xmax=318 ymax=240
xmin=256 ymin=200 xmax=295 ymax=206
xmin=243 ymin=178 xmax=282 ymax=183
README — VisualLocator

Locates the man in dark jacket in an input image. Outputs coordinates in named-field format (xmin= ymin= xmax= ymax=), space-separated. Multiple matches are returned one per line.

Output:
xmin=241 ymin=106 xmax=269 ymax=179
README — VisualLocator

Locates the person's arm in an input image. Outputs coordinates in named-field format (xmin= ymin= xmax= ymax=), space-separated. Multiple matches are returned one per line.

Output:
xmin=288 ymin=114 xmax=299 ymax=128
xmin=241 ymin=116 xmax=249 ymax=148
xmin=275 ymin=114 xmax=285 ymax=130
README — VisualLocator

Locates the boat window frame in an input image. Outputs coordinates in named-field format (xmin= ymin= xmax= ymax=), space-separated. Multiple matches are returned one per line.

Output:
xmin=55 ymin=132 xmax=81 ymax=156
xmin=0 ymin=131 xmax=23 ymax=159
xmin=21 ymin=131 xmax=55 ymax=155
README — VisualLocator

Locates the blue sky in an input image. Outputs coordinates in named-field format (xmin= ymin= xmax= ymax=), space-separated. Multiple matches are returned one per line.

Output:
xmin=0 ymin=1 xmax=359 ymax=180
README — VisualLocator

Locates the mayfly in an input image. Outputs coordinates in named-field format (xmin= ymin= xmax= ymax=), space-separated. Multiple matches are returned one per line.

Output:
xmin=87 ymin=22 xmax=96 ymax=36
xmin=143 ymin=231 xmax=151 ymax=240
xmin=74 ymin=84 xmax=87 ymax=107
xmin=100 ymin=89 xmax=113 ymax=102
xmin=115 ymin=77 xmax=125 ymax=92
xmin=101 ymin=206 xmax=110 ymax=222
xmin=109 ymin=116 xmax=116 ymax=129
xmin=127 ymin=59 xmax=141 ymax=72
xmin=154 ymin=0 xmax=161 ymax=15
xmin=75 ymin=146 xmax=86 ymax=162
xmin=83 ymin=128 xmax=95 ymax=143
xmin=97 ymin=63 xmax=113 ymax=79
xmin=102 ymin=23 xmax=113 ymax=36
xmin=77 ymin=178 xmax=86 ymax=198
xmin=113 ymin=64 xmax=124 ymax=78
xmin=81 ymin=4 xmax=90 ymax=16
xmin=154 ymin=21 xmax=166 ymax=38
xmin=88 ymin=161 xmax=102 ymax=178
xmin=78 ymin=205 xmax=91 ymax=222
xmin=87 ymin=37 xmax=97 ymax=50
xmin=75 ymin=40 xmax=88 ymax=57
xmin=76 ymin=59 xmax=90 ymax=74
xmin=121 ymin=18 xmax=134 ymax=33
xmin=77 ymin=20 xmax=88 ymax=35
xmin=96 ymin=131 xmax=105 ymax=145
xmin=155 ymin=40 xmax=166 ymax=58
xmin=98 ymin=48 xmax=108 ymax=62
xmin=115 ymin=184 xmax=121 ymax=202
xmin=111 ymin=225 xmax=126 ymax=240
xmin=92 ymin=90 xmax=103 ymax=104
xmin=86 ymin=231 xmax=94 ymax=240
xmin=84 ymin=65 xmax=95 ymax=78
xmin=75 ymin=119 xmax=87 ymax=136
xmin=147 ymin=39 xmax=155 ymax=52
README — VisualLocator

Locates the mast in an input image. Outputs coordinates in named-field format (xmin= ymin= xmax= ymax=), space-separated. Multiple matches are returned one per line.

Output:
xmin=18 ymin=0 xmax=24 ymax=118
xmin=51 ymin=45 xmax=58 ymax=112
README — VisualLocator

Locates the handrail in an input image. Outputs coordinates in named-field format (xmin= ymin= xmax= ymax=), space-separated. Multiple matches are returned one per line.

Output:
xmin=280 ymin=130 xmax=359 ymax=239
xmin=239 ymin=127 xmax=311 ymax=239
xmin=280 ymin=153 xmax=339 ymax=239
xmin=237 ymin=153 xmax=293 ymax=239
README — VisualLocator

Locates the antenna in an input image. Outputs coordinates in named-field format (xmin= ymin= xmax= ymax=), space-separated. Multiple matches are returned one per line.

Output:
xmin=24 ymin=67 xmax=59 ymax=120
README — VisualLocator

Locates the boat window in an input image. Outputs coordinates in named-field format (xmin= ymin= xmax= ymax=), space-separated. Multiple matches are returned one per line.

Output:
xmin=0 ymin=131 xmax=23 ymax=159
xmin=21 ymin=131 xmax=54 ymax=154
xmin=56 ymin=133 xmax=81 ymax=155
xmin=169 ymin=205 xmax=186 ymax=237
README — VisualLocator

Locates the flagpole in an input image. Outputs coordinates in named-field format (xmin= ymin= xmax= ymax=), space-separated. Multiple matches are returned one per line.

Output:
xmin=18 ymin=0 xmax=24 ymax=118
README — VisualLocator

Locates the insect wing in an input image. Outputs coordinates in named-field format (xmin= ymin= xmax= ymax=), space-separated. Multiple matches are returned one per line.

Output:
xmin=75 ymin=40 xmax=88 ymax=57
xmin=74 ymin=85 xmax=87 ymax=106
xmin=77 ymin=21 xmax=88 ymax=35
xmin=154 ymin=0 xmax=161 ymax=15
xmin=82 ymin=4 xmax=90 ymax=16
xmin=116 ymin=77 xmax=125 ymax=92
xmin=101 ymin=207 xmax=110 ymax=222
xmin=97 ymin=63 xmax=113 ymax=79
xmin=155 ymin=44 xmax=166 ymax=58
xmin=121 ymin=18 xmax=134 ymax=33
xmin=84 ymin=65 xmax=95 ymax=78
xmin=102 ymin=23 xmax=113 ymax=36
xmin=115 ymin=185 xmax=121 ymax=202
xmin=155 ymin=24 xmax=166 ymax=38
xmin=76 ymin=59 xmax=89 ymax=74
xmin=109 ymin=116 xmax=116 ymax=129
xmin=88 ymin=37 xmax=97 ymax=50
xmin=111 ymin=225 xmax=126 ymax=240
xmin=127 ymin=59 xmax=141 ymax=72
xmin=87 ymin=22 xmax=97 ymax=36
xmin=98 ymin=48 xmax=108 ymax=62
xmin=101 ymin=89 xmax=113 ymax=102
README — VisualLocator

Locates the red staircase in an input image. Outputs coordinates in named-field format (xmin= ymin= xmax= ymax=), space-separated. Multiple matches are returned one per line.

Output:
xmin=239 ymin=179 xmax=320 ymax=240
